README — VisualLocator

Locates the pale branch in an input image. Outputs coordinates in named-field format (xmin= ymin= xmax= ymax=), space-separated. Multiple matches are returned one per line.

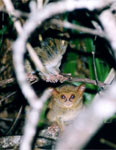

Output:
xmin=92 ymin=51 xmax=99 ymax=85
xmin=100 ymin=138 xmax=116 ymax=149
xmin=0 ymin=76 xmax=106 ymax=87
xmin=37 ymin=0 xmax=43 ymax=9
xmin=20 ymin=88 xmax=52 ymax=150
xmin=0 ymin=136 xmax=21 ymax=149
xmin=110 ymin=2 xmax=116 ymax=15
xmin=0 ymin=91 xmax=17 ymax=107
xmin=70 ymin=77 xmax=107 ymax=87
xmin=0 ymin=123 xmax=59 ymax=149
xmin=99 ymin=10 xmax=116 ymax=53
xmin=3 ymin=0 xmax=25 ymax=33
xmin=51 ymin=19 xmax=105 ymax=37
xmin=6 ymin=106 xmax=23 ymax=135
xmin=0 ymin=79 xmax=39 ymax=108
xmin=1 ymin=0 xmax=28 ymax=17
xmin=0 ymin=78 xmax=15 ymax=87
xmin=104 ymin=68 xmax=116 ymax=84
xmin=0 ymin=7 xmax=28 ymax=17
xmin=43 ymin=0 xmax=49 ymax=6
xmin=26 ymin=43 xmax=47 ymax=74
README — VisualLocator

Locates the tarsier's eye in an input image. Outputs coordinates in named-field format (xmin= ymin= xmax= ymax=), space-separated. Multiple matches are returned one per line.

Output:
xmin=70 ymin=94 xmax=75 ymax=99
xmin=61 ymin=95 xmax=65 ymax=99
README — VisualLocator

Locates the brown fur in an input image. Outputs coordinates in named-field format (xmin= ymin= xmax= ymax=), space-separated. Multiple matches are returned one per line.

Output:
xmin=47 ymin=84 xmax=85 ymax=131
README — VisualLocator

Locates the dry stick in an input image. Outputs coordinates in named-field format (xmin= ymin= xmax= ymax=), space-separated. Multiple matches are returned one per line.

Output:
xmin=103 ymin=68 xmax=115 ymax=84
xmin=0 ymin=136 xmax=21 ymax=149
xmin=0 ymin=118 xmax=13 ymax=122
xmin=99 ymin=10 xmax=116 ymax=53
xmin=26 ymin=43 xmax=47 ymax=74
xmin=0 ymin=78 xmax=15 ymax=87
xmin=51 ymin=19 xmax=105 ymax=37
xmin=37 ymin=0 xmax=43 ymax=9
xmin=6 ymin=106 xmax=23 ymax=135
xmin=44 ymin=0 xmax=49 ymax=6
xmin=70 ymin=77 xmax=106 ymax=87
xmin=0 ymin=79 xmax=38 ymax=107
xmin=92 ymin=50 xmax=99 ymax=86
xmin=100 ymin=138 xmax=116 ymax=149
xmin=0 ymin=7 xmax=28 ymax=17
xmin=0 ymin=91 xmax=17 ymax=107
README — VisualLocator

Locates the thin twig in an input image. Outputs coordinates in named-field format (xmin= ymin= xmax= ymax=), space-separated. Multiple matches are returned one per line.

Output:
xmin=0 ymin=79 xmax=39 ymax=108
xmin=70 ymin=77 xmax=106 ymax=87
xmin=0 ymin=91 xmax=17 ymax=107
xmin=0 ymin=78 xmax=15 ymax=87
xmin=92 ymin=50 xmax=99 ymax=86
xmin=100 ymin=138 xmax=116 ymax=149
xmin=0 ymin=7 xmax=28 ymax=17
xmin=6 ymin=106 xmax=23 ymax=135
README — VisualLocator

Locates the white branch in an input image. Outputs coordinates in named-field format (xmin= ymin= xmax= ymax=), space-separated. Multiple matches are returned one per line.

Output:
xmin=51 ymin=19 xmax=105 ymax=37
xmin=20 ymin=88 xmax=52 ymax=150
xmin=99 ymin=9 xmax=116 ymax=52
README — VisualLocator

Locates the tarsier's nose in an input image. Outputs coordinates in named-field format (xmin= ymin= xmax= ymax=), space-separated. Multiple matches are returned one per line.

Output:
xmin=65 ymin=100 xmax=73 ymax=107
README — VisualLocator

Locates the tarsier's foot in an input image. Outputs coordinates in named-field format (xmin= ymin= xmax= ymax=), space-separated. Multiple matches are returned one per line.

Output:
xmin=45 ymin=73 xmax=72 ymax=83
xmin=56 ymin=74 xmax=68 ymax=83
xmin=59 ymin=73 xmax=72 ymax=83
xmin=45 ymin=74 xmax=59 ymax=83
xmin=48 ymin=122 xmax=60 ymax=137
xmin=26 ymin=73 xmax=38 ymax=82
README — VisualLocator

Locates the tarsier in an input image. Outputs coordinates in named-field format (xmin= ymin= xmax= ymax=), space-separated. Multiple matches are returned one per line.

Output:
xmin=25 ymin=37 xmax=68 ymax=83
xmin=47 ymin=84 xmax=85 ymax=131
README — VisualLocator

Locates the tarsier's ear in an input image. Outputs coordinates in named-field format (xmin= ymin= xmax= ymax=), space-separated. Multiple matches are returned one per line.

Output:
xmin=52 ymin=88 xmax=59 ymax=96
xmin=76 ymin=84 xmax=86 ymax=95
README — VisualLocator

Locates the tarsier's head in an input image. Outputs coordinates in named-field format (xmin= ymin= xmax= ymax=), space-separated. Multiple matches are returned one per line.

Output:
xmin=52 ymin=84 xmax=85 ymax=108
